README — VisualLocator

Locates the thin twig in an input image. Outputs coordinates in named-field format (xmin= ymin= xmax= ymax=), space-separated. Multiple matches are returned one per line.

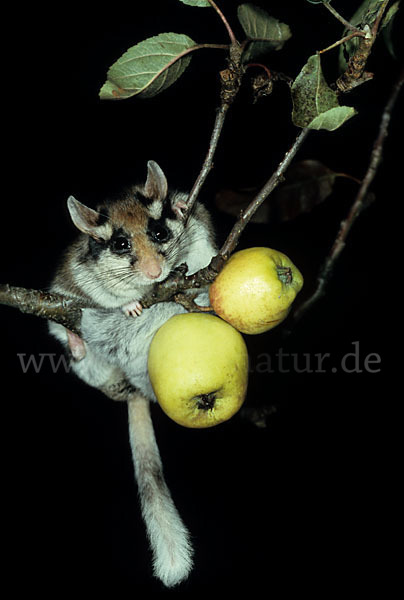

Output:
xmin=291 ymin=67 xmax=404 ymax=326
xmin=207 ymin=0 xmax=238 ymax=46
xmin=219 ymin=128 xmax=311 ymax=258
xmin=322 ymin=2 xmax=364 ymax=34
xmin=186 ymin=103 xmax=229 ymax=213
xmin=318 ymin=31 xmax=365 ymax=55
xmin=371 ymin=0 xmax=390 ymax=35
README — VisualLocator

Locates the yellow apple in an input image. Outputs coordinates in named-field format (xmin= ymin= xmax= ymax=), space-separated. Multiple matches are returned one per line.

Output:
xmin=209 ymin=247 xmax=303 ymax=334
xmin=147 ymin=313 xmax=249 ymax=428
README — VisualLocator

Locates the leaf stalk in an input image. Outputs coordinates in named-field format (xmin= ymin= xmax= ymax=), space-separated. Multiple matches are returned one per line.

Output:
xmin=207 ymin=0 xmax=239 ymax=46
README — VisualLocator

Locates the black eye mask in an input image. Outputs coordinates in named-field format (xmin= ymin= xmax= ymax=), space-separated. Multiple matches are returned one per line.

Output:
xmin=109 ymin=228 xmax=132 ymax=255
xmin=147 ymin=219 xmax=172 ymax=244
xmin=110 ymin=236 xmax=132 ymax=254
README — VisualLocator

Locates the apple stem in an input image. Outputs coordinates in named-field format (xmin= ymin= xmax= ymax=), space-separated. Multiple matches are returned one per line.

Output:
xmin=277 ymin=266 xmax=293 ymax=285
xmin=196 ymin=392 xmax=217 ymax=411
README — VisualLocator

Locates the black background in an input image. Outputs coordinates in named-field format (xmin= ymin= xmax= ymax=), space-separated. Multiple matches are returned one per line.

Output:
xmin=1 ymin=1 xmax=401 ymax=595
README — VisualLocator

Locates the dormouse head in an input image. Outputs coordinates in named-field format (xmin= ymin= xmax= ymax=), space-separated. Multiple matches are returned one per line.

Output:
xmin=66 ymin=161 xmax=191 ymax=288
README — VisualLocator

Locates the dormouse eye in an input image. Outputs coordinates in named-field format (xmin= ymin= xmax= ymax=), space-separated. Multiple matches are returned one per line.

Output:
xmin=148 ymin=222 xmax=171 ymax=244
xmin=110 ymin=236 xmax=131 ymax=254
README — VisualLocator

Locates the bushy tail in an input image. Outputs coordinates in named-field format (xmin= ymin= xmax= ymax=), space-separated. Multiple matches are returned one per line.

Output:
xmin=128 ymin=396 xmax=193 ymax=587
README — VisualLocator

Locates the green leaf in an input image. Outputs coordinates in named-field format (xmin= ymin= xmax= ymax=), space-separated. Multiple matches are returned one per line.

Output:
xmin=308 ymin=106 xmax=357 ymax=131
xmin=238 ymin=3 xmax=292 ymax=45
xmin=292 ymin=54 xmax=338 ymax=126
xmin=292 ymin=54 xmax=356 ymax=130
xmin=381 ymin=0 xmax=401 ymax=58
xmin=241 ymin=41 xmax=275 ymax=62
xmin=345 ymin=0 xmax=384 ymax=27
xmin=99 ymin=33 xmax=196 ymax=100
xmin=237 ymin=3 xmax=291 ymax=61
xmin=381 ymin=0 xmax=400 ymax=29
xmin=178 ymin=0 xmax=211 ymax=6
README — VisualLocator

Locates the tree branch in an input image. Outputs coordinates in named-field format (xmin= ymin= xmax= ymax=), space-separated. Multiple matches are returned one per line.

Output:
xmin=0 ymin=123 xmax=311 ymax=324
xmin=322 ymin=2 xmax=365 ymax=34
xmin=335 ymin=0 xmax=391 ymax=93
xmin=291 ymin=67 xmax=404 ymax=326
xmin=0 ymin=284 xmax=86 ymax=335
xmin=0 ymin=6 xmax=399 ymax=332
xmin=219 ymin=127 xmax=310 ymax=258
xmin=185 ymin=38 xmax=245 ymax=214
xmin=318 ymin=31 xmax=364 ymax=56
xmin=185 ymin=103 xmax=229 ymax=214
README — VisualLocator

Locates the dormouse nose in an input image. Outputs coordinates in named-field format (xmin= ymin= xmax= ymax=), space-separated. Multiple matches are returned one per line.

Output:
xmin=138 ymin=257 xmax=162 ymax=280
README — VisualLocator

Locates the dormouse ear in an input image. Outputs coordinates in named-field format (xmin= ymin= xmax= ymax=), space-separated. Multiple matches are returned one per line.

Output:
xmin=144 ymin=161 xmax=168 ymax=202
xmin=67 ymin=196 xmax=105 ymax=241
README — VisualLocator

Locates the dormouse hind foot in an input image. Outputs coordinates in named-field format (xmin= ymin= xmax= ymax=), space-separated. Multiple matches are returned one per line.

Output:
xmin=66 ymin=329 xmax=87 ymax=361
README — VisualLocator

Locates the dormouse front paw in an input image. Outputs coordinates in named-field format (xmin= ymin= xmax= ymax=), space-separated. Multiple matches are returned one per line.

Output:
xmin=122 ymin=300 xmax=143 ymax=317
